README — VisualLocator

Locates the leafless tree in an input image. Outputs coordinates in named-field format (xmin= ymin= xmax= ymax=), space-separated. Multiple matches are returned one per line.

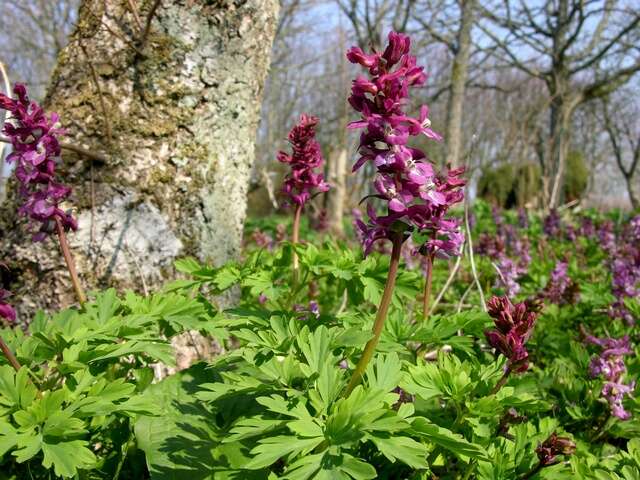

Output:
xmin=413 ymin=0 xmax=478 ymax=167
xmin=602 ymin=88 xmax=640 ymax=209
xmin=479 ymin=0 xmax=640 ymax=208
xmin=0 ymin=0 xmax=79 ymax=100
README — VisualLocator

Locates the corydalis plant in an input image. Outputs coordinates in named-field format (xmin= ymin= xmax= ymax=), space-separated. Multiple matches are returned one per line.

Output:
xmin=485 ymin=296 xmax=540 ymax=392
xmin=344 ymin=31 xmax=464 ymax=394
xmin=585 ymin=334 xmax=635 ymax=420
xmin=0 ymin=84 xmax=86 ymax=304
xmin=277 ymin=114 xmax=329 ymax=273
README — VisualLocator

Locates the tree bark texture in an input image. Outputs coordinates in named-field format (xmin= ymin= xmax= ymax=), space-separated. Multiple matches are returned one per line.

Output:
xmin=0 ymin=0 xmax=279 ymax=318
xmin=444 ymin=0 xmax=475 ymax=168
xmin=326 ymin=148 xmax=347 ymax=236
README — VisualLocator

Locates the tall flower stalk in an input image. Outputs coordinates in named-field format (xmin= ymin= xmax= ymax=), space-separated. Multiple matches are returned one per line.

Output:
xmin=0 ymin=289 xmax=21 ymax=372
xmin=344 ymin=32 xmax=464 ymax=395
xmin=277 ymin=114 xmax=329 ymax=277
xmin=0 ymin=84 xmax=86 ymax=305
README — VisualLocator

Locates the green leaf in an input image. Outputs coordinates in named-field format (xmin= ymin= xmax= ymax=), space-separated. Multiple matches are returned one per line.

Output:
xmin=135 ymin=363 xmax=223 ymax=480
xmin=369 ymin=434 xmax=429 ymax=469
xmin=41 ymin=440 xmax=96 ymax=478
xmin=410 ymin=417 xmax=488 ymax=461
xmin=246 ymin=435 xmax=324 ymax=470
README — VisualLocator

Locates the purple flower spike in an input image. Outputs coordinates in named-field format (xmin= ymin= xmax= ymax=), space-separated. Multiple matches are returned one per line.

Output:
xmin=585 ymin=333 xmax=635 ymax=420
xmin=0 ymin=84 xmax=76 ymax=241
xmin=0 ymin=289 xmax=16 ymax=324
xmin=277 ymin=114 xmax=330 ymax=207
xmin=346 ymin=32 xmax=465 ymax=255
xmin=484 ymin=296 xmax=539 ymax=373
xmin=543 ymin=209 xmax=561 ymax=237
xmin=544 ymin=261 xmax=571 ymax=304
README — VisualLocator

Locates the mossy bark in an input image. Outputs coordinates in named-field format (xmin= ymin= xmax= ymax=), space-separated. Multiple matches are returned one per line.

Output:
xmin=0 ymin=0 xmax=279 ymax=319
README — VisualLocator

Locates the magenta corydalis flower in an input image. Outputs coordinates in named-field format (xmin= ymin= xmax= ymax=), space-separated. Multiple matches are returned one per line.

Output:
xmin=536 ymin=433 xmax=576 ymax=466
xmin=0 ymin=83 xmax=76 ymax=241
xmin=277 ymin=114 xmax=329 ymax=207
xmin=0 ymin=289 xmax=16 ymax=323
xmin=485 ymin=296 xmax=539 ymax=373
xmin=346 ymin=31 xmax=465 ymax=256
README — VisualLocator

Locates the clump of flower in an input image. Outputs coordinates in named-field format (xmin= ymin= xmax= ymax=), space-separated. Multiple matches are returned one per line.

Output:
xmin=609 ymin=256 xmax=639 ymax=324
xmin=585 ymin=334 xmax=635 ymax=420
xmin=543 ymin=209 xmax=561 ymax=237
xmin=0 ymin=84 xmax=76 ymax=241
xmin=517 ymin=208 xmax=529 ymax=229
xmin=543 ymin=260 xmax=579 ymax=304
xmin=250 ymin=229 xmax=274 ymax=250
xmin=535 ymin=433 xmax=576 ymax=467
xmin=606 ymin=219 xmax=639 ymax=324
xmin=310 ymin=208 xmax=329 ymax=232
xmin=277 ymin=114 xmax=329 ymax=207
xmin=0 ymin=289 xmax=16 ymax=324
xmin=346 ymin=31 xmax=465 ymax=257
xmin=598 ymin=220 xmax=616 ymax=254
xmin=485 ymin=296 xmax=540 ymax=374
xmin=579 ymin=216 xmax=595 ymax=237
xmin=476 ymin=232 xmax=528 ymax=296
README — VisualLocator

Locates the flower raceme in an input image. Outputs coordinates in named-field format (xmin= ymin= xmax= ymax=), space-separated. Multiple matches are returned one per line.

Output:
xmin=346 ymin=31 xmax=465 ymax=257
xmin=277 ymin=114 xmax=329 ymax=207
xmin=484 ymin=296 xmax=540 ymax=373
xmin=585 ymin=334 xmax=635 ymax=420
xmin=0 ymin=84 xmax=76 ymax=241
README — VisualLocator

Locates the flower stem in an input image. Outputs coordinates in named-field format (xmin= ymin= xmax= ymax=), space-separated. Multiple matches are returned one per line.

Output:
xmin=0 ymin=335 xmax=21 ymax=372
xmin=422 ymin=253 xmax=434 ymax=322
xmin=519 ymin=461 xmax=544 ymax=480
xmin=344 ymin=232 xmax=403 ymax=397
xmin=491 ymin=368 xmax=511 ymax=395
xmin=292 ymin=204 xmax=302 ymax=280
xmin=55 ymin=217 xmax=87 ymax=305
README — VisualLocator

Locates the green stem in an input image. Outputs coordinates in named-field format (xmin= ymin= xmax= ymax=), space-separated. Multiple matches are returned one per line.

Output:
xmin=491 ymin=368 xmax=511 ymax=395
xmin=55 ymin=217 xmax=87 ymax=305
xmin=520 ymin=461 xmax=544 ymax=480
xmin=343 ymin=232 xmax=403 ymax=397
xmin=0 ymin=335 xmax=21 ymax=372
xmin=292 ymin=204 xmax=302 ymax=282
xmin=422 ymin=253 xmax=434 ymax=322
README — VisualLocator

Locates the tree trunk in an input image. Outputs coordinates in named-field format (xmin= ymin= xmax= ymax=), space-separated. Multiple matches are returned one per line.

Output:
xmin=326 ymin=148 xmax=347 ymax=236
xmin=444 ymin=0 xmax=475 ymax=168
xmin=0 ymin=0 xmax=279 ymax=318
xmin=546 ymin=86 xmax=578 ymax=208
xmin=625 ymin=175 xmax=639 ymax=210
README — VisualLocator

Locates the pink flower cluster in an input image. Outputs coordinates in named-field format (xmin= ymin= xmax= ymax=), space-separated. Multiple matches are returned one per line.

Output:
xmin=346 ymin=31 xmax=465 ymax=257
xmin=277 ymin=114 xmax=329 ymax=207
xmin=0 ymin=84 xmax=76 ymax=241
xmin=484 ymin=296 xmax=539 ymax=373
xmin=0 ymin=289 xmax=16 ymax=324
xmin=585 ymin=334 xmax=635 ymax=420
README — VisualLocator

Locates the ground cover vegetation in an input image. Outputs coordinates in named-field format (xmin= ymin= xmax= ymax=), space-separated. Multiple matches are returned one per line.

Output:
xmin=0 ymin=31 xmax=638 ymax=480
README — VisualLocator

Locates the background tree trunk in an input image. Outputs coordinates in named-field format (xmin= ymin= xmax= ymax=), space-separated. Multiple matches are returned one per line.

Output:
xmin=0 ymin=0 xmax=279 ymax=318
xmin=444 ymin=0 xmax=475 ymax=168
xmin=326 ymin=148 xmax=347 ymax=236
